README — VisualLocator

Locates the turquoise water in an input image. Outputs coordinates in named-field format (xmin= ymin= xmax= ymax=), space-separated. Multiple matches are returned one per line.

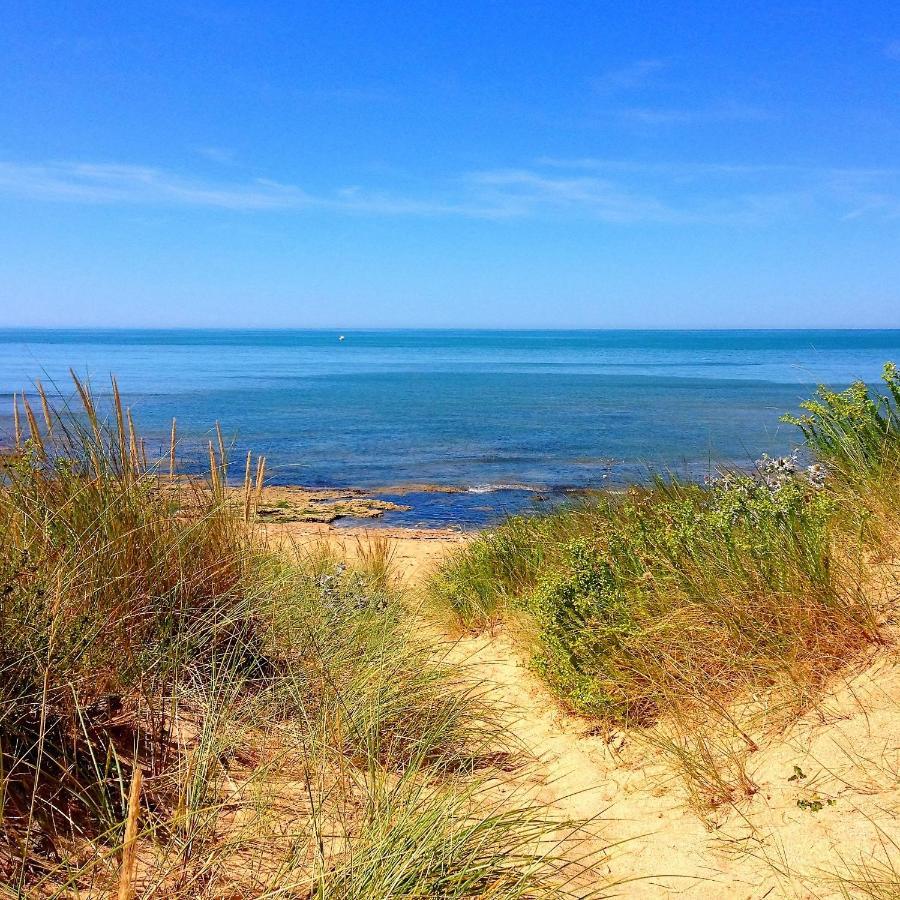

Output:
xmin=1 ymin=329 xmax=898 ymax=527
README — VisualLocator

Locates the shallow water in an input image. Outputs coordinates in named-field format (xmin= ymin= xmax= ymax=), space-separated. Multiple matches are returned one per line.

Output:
xmin=2 ymin=328 xmax=898 ymax=526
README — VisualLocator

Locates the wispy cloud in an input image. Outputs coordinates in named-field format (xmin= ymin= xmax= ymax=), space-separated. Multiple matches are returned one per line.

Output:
xmin=1 ymin=157 xmax=900 ymax=225
xmin=463 ymin=169 xmax=680 ymax=222
xmin=194 ymin=146 xmax=237 ymax=165
xmin=0 ymin=161 xmax=314 ymax=210
xmin=885 ymin=39 xmax=900 ymax=60
xmin=588 ymin=59 xmax=773 ymax=129
xmin=591 ymin=59 xmax=668 ymax=94
xmin=0 ymin=160 xmax=478 ymax=217
xmin=534 ymin=157 xmax=900 ymax=221
xmin=619 ymin=102 xmax=771 ymax=126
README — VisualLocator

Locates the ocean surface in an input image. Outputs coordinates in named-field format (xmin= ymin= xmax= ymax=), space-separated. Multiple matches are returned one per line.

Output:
xmin=1 ymin=329 xmax=898 ymax=527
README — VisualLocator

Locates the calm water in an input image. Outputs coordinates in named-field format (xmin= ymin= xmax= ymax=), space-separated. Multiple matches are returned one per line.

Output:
xmin=1 ymin=329 xmax=898 ymax=527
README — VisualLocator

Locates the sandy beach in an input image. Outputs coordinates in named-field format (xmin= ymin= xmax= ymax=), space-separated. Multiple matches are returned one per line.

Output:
xmin=258 ymin=516 xmax=900 ymax=897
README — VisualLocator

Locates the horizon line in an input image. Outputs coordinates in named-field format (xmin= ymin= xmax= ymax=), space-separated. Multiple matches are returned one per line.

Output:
xmin=1 ymin=325 xmax=900 ymax=334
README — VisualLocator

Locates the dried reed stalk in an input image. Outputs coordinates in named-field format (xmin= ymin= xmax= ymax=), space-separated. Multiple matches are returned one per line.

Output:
xmin=21 ymin=395 xmax=45 ymax=457
xmin=254 ymin=455 xmax=266 ymax=507
xmin=117 ymin=765 xmax=143 ymax=900
xmin=169 ymin=418 xmax=177 ymax=481
xmin=208 ymin=441 xmax=222 ymax=495
xmin=71 ymin=369 xmax=102 ymax=445
xmin=215 ymin=422 xmax=227 ymax=472
xmin=127 ymin=409 xmax=139 ymax=476
xmin=36 ymin=381 xmax=54 ymax=439
xmin=242 ymin=450 xmax=253 ymax=523
xmin=112 ymin=377 xmax=128 ymax=473
xmin=12 ymin=393 xmax=21 ymax=447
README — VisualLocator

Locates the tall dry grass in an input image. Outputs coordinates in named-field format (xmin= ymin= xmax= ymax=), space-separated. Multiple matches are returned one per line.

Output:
xmin=1 ymin=374 xmax=609 ymax=897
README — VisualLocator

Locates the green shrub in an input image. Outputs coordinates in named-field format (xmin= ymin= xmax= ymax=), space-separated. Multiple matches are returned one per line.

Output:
xmin=519 ymin=474 xmax=864 ymax=722
xmin=782 ymin=361 xmax=899 ymax=478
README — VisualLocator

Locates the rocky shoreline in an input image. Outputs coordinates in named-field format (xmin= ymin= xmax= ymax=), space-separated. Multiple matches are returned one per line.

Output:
xmin=236 ymin=484 xmax=412 ymax=524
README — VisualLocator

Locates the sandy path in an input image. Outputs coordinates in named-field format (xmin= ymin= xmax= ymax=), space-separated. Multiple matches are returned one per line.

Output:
xmin=273 ymin=522 xmax=900 ymax=898
xmin=447 ymin=627 xmax=900 ymax=898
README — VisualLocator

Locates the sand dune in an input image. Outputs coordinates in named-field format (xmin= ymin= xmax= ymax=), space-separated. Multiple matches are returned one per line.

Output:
xmin=279 ymin=521 xmax=900 ymax=898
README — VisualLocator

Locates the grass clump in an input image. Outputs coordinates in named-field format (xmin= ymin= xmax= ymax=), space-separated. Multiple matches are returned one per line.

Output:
xmin=263 ymin=549 xmax=505 ymax=772
xmin=0 ymin=377 xmax=268 ymax=889
xmin=430 ymin=365 xmax=899 ymax=733
xmin=428 ymin=505 xmax=606 ymax=628
xmin=783 ymin=361 xmax=900 ymax=479
xmin=524 ymin=472 xmax=867 ymax=722
xmin=309 ymin=768 xmax=601 ymax=899
xmin=782 ymin=361 xmax=900 ymax=544
xmin=1 ymin=375 xmax=607 ymax=897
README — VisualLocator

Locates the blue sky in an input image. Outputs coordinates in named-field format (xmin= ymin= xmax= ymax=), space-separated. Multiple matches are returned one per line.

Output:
xmin=2 ymin=1 xmax=900 ymax=328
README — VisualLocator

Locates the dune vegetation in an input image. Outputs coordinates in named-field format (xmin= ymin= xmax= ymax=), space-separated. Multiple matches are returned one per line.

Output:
xmin=0 ymin=377 xmax=605 ymax=898
xmin=430 ymin=363 xmax=900 ymax=812
xmin=2 ymin=364 xmax=899 ymax=897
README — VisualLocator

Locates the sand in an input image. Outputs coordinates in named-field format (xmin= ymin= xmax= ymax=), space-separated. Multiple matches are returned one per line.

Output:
xmin=264 ymin=520 xmax=900 ymax=898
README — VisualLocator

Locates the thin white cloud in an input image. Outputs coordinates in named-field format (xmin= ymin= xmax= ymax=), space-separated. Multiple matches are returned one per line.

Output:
xmin=0 ymin=160 xmax=487 ymax=217
xmin=591 ymin=59 xmax=668 ymax=93
xmin=885 ymin=39 xmax=900 ymax=60
xmin=1 ymin=157 xmax=900 ymax=224
xmin=195 ymin=146 xmax=238 ymax=165
xmin=464 ymin=169 xmax=682 ymax=222
xmin=536 ymin=157 xmax=782 ymax=176
xmin=537 ymin=157 xmax=900 ymax=181
xmin=0 ymin=161 xmax=313 ymax=209
xmin=619 ymin=103 xmax=771 ymax=125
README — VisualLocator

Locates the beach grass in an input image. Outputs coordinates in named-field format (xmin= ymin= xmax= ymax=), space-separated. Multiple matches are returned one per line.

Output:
xmin=4 ymin=364 xmax=898 ymax=892
xmin=428 ymin=363 xmax=900 ymax=808
xmin=0 ymin=375 xmax=607 ymax=897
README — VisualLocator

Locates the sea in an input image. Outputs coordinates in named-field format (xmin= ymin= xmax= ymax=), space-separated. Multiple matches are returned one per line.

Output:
xmin=1 ymin=329 xmax=898 ymax=528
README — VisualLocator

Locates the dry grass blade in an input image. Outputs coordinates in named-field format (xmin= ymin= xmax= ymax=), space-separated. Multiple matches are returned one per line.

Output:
xmin=117 ymin=766 xmax=142 ymax=900
xmin=12 ymin=391 xmax=22 ymax=446
xmin=169 ymin=417 xmax=177 ymax=480
xmin=243 ymin=450 xmax=253 ymax=524
xmin=21 ymin=393 xmax=45 ymax=456
xmin=70 ymin=367 xmax=101 ymax=444
xmin=36 ymin=380 xmax=54 ymax=438
xmin=112 ymin=375 xmax=128 ymax=473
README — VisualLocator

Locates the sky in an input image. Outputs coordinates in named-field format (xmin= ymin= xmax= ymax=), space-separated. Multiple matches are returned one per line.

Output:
xmin=2 ymin=1 xmax=900 ymax=329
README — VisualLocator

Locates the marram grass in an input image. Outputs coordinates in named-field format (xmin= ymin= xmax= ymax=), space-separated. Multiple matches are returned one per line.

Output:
xmin=0 ymin=374 xmax=609 ymax=897
xmin=428 ymin=364 xmax=899 ymax=793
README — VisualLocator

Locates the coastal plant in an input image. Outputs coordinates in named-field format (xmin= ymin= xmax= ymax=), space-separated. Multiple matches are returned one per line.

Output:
xmin=308 ymin=766 xmax=605 ymax=899
xmin=1 ymin=374 xmax=608 ymax=896
xmin=429 ymin=370 xmax=898 ymax=729
xmin=781 ymin=362 xmax=900 ymax=545
xmin=427 ymin=503 xmax=607 ymax=628
xmin=261 ymin=551 xmax=508 ymax=772
xmin=781 ymin=362 xmax=900 ymax=480
xmin=0 ymin=376 xmax=265 ymax=888
xmin=519 ymin=473 xmax=870 ymax=723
